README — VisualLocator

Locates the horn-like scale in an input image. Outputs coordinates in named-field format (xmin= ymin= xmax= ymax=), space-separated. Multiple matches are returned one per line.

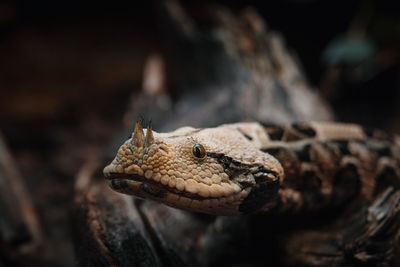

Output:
xmin=131 ymin=120 xmax=154 ymax=148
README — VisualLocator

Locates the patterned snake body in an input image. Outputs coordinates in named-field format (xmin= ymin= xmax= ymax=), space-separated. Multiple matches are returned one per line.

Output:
xmin=104 ymin=121 xmax=400 ymax=215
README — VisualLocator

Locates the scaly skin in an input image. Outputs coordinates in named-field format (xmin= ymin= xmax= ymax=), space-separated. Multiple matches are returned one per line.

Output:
xmin=104 ymin=121 xmax=400 ymax=215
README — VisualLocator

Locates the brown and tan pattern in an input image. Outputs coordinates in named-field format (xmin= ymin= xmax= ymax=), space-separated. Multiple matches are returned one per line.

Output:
xmin=104 ymin=121 xmax=400 ymax=216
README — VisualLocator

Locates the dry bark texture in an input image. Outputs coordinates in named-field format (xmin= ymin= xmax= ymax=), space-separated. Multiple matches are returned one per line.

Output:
xmin=69 ymin=1 xmax=399 ymax=266
xmin=125 ymin=0 xmax=332 ymax=132
xmin=0 ymin=132 xmax=42 ymax=264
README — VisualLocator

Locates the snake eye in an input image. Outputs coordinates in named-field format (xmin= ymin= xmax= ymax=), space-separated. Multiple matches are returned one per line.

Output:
xmin=192 ymin=144 xmax=206 ymax=159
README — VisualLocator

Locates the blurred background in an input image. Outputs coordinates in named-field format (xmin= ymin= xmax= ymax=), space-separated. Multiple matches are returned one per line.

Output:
xmin=0 ymin=0 xmax=399 ymax=266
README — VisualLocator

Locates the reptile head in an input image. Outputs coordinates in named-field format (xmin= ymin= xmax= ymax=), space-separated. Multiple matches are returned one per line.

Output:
xmin=104 ymin=121 xmax=283 ymax=215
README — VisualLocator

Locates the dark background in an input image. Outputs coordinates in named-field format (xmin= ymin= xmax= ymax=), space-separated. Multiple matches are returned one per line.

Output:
xmin=0 ymin=0 xmax=399 ymax=265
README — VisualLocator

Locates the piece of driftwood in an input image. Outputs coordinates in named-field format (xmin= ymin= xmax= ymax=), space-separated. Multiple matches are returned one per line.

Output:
xmin=72 ymin=157 xmax=158 ymax=267
xmin=73 ymin=156 xmax=248 ymax=266
xmin=73 ymin=158 xmax=272 ymax=267
xmin=0 ymin=131 xmax=42 ymax=263
xmin=71 ymin=1 xmax=399 ymax=266
xmin=282 ymin=187 xmax=400 ymax=266
xmin=125 ymin=0 xmax=333 ymax=132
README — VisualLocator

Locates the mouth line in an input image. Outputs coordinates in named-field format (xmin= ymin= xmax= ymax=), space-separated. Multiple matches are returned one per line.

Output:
xmin=106 ymin=172 xmax=148 ymax=183
xmin=105 ymin=172 xmax=236 ymax=201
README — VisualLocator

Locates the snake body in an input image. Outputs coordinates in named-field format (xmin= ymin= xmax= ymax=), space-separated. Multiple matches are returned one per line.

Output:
xmin=104 ymin=121 xmax=400 ymax=216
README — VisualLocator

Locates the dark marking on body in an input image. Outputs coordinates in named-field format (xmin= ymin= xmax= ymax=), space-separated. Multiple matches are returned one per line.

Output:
xmin=234 ymin=174 xmax=256 ymax=187
xmin=239 ymin=178 xmax=280 ymax=214
xmin=262 ymin=147 xmax=299 ymax=180
xmin=237 ymin=128 xmax=253 ymax=141
xmin=335 ymin=140 xmax=351 ymax=155
xmin=294 ymin=169 xmax=325 ymax=210
xmin=362 ymin=126 xmax=392 ymax=141
xmin=292 ymin=123 xmax=316 ymax=138
xmin=262 ymin=147 xmax=282 ymax=157
xmin=266 ymin=127 xmax=284 ymax=141
xmin=362 ymin=126 xmax=375 ymax=138
xmin=207 ymin=152 xmax=233 ymax=171
xmin=207 ymin=152 xmax=278 ymax=182
xmin=296 ymin=144 xmax=311 ymax=162
xmin=300 ymin=169 xmax=322 ymax=190
xmin=372 ymin=146 xmax=392 ymax=157
xmin=207 ymin=152 xmax=246 ymax=179
xmin=331 ymin=163 xmax=361 ymax=205
xmin=284 ymin=131 xmax=305 ymax=142
xmin=374 ymin=165 xmax=400 ymax=195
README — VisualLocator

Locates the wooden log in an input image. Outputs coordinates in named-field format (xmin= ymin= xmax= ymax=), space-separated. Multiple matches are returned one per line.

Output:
xmin=71 ymin=2 xmax=400 ymax=266
xmin=0 ymin=131 xmax=42 ymax=260
xmin=72 ymin=157 xmax=159 ymax=267
xmin=282 ymin=187 xmax=400 ymax=266
xmin=125 ymin=0 xmax=333 ymax=132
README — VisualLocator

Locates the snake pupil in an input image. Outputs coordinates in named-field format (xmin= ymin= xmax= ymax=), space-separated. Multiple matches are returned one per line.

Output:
xmin=192 ymin=144 xmax=206 ymax=158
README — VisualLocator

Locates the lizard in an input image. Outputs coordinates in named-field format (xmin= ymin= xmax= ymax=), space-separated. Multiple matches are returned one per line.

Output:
xmin=103 ymin=121 xmax=400 ymax=216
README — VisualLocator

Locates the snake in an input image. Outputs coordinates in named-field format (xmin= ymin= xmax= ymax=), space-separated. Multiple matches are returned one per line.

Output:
xmin=103 ymin=121 xmax=400 ymax=216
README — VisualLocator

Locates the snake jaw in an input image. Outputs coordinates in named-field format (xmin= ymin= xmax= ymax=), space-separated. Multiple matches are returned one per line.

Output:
xmin=104 ymin=123 xmax=284 ymax=215
xmin=104 ymin=155 xmax=251 ymax=215
xmin=105 ymin=173 xmax=168 ymax=199
xmin=104 ymin=170 xmax=250 ymax=215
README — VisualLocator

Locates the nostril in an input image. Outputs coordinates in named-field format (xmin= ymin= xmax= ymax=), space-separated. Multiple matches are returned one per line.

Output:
xmin=159 ymin=145 xmax=168 ymax=153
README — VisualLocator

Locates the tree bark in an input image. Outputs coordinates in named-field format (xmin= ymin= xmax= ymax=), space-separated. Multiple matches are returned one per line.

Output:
xmin=71 ymin=1 xmax=399 ymax=266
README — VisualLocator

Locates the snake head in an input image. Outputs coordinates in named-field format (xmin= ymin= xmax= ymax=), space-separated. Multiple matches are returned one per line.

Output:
xmin=104 ymin=122 xmax=283 ymax=215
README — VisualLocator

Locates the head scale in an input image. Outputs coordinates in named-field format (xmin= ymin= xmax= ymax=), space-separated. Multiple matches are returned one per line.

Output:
xmin=104 ymin=122 xmax=283 ymax=215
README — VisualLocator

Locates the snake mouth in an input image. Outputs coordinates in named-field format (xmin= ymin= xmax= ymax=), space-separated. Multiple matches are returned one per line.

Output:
xmin=105 ymin=172 xmax=167 ymax=198
xmin=105 ymin=172 xmax=249 ymax=203
xmin=105 ymin=172 xmax=252 ymax=215
xmin=105 ymin=172 xmax=146 ymax=182
xmin=106 ymin=172 xmax=216 ymax=200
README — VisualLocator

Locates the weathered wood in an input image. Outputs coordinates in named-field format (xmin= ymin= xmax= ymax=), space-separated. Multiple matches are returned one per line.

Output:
xmin=139 ymin=201 xmax=211 ymax=266
xmin=0 ymin=131 xmax=42 ymax=261
xmin=282 ymin=187 xmax=400 ymax=266
xmin=72 ymin=158 xmax=159 ymax=267
xmin=70 ymin=2 xmax=400 ymax=266
xmin=125 ymin=0 xmax=333 ymax=132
